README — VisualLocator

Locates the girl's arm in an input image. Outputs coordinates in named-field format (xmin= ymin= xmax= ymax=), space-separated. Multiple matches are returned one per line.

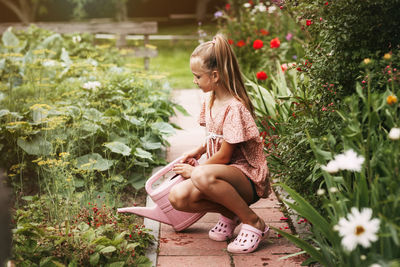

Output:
xmin=204 ymin=140 xmax=235 ymax=165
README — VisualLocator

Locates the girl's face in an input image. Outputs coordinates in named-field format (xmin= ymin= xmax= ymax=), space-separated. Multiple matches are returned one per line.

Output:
xmin=190 ymin=57 xmax=215 ymax=93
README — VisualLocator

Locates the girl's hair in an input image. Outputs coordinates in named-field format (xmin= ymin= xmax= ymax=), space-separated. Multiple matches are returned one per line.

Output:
xmin=191 ymin=33 xmax=255 ymax=117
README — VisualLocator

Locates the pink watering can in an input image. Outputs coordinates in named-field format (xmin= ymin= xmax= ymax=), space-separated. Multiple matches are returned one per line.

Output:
xmin=117 ymin=156 xmax=205 ymax=231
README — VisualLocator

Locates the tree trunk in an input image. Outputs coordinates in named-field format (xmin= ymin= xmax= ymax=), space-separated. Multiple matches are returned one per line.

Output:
xmin=114 ymin=0 xmax=128 ymax=22
xmin=196 ymin=0 xmax=211 ymax=22
xmin=0 ymin=0 xmax=37 ymax=23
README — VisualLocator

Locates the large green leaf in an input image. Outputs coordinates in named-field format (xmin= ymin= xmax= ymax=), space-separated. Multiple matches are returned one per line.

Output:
xmin=100 ymin=245 xmax=116 ymax=254
xmin=17 ymin=136 xmax=52 ymax=156
xmin=140 ymin=135 xmax=162 ymax=150
xmin=75 ymin=153 xmax=114 ymax=171
xmin=2 ymin=28 xmax=19 ymax=47
xmin=89 ymin=253 xmax=100 ymax=266
xmin=134 ymin=147 xmax=152 ymax=160
xmin=152 ymin=122 xmax=175 ymax=136
xmin=104 ymin=141 xmax=131 ymax=156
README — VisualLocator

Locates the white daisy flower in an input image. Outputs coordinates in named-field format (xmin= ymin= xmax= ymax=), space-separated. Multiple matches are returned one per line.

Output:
xmin=336 ymin=207 xmax=380 ymax=251
xmin=370 ymin=264 xmax=382 ymax=267
xmin=243 ymin=3 xmax=251 ymax=8
xmin=321 ymin=149 xmax=364 ymax=173
xmin=388 ymin=127 xmax=400 ymax=140
xmin=83 ymin=81 xmax=101 ymax=91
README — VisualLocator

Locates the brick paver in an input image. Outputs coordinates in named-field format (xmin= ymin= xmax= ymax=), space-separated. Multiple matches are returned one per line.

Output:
xmin=155 ymin=89 xmax=302 ymax=266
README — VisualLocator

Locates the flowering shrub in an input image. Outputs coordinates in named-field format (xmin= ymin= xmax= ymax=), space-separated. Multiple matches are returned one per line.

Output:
xmin=272 ymin=56 xmax=400 ymax=265
xmin=215 ymin=0 xmax=304 ymax=76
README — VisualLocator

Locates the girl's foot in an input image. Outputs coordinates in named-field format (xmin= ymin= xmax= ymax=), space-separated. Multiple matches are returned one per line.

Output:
xmin=209 ymin=215 xmax=240 ymax=241
xmin=227 ymin=222 xmax=269 ymax=253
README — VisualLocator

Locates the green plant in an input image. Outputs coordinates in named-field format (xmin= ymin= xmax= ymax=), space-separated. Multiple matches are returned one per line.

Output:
xmin=12 ymin=195 xmax=154 ymax=266
xmin=273 ymin=59 xmax=400 ymax=266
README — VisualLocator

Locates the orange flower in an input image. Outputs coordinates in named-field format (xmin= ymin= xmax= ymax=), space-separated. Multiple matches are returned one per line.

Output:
xmin=259 ymin=29 xmax=269 ymax=36
xmin=236 ymin=40 xmax=246 ymax=47
xmin=387 ymin=95 xmax=398 ymax=105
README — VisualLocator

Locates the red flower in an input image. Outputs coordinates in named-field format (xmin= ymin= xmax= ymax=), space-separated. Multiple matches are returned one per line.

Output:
xmin=259 ymin=29 xmax=269 ymax=36
xmin=236 ymin=40 xmax=246 ymax=47
xmin=225 ymin=3 xmax=231 ymax=11
xmin=306 ymin=19 xmax=312 ymax=26
xmin=253 ymin=39 xmax=263 ymax=50
xmin=325 ymin=2 xmax=329 ymax=5
xmin=228 ymin=39 xmax=234 ymax=45
xmin=270 ymin=37 xmax=280 ymax=48
xmin=248 ymin=0 xmax=253 ymax=5
xmin=256 ymin=71 xmax=268 ymax=80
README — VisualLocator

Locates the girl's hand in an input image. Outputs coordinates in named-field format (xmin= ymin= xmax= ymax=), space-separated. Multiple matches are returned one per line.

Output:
xmin=172 ymin=163 xmax=194 ymax=179
xmin=181 ymin=147 xmax=204 ymax=165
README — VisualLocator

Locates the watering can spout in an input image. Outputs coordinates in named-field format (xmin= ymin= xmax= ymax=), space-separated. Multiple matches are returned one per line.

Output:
xmin=117 ymin=205 xmax=171 ymax=225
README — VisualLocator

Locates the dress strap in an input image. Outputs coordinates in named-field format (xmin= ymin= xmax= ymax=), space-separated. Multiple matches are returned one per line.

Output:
xmin=206 ymin=132 xmax=223 ymax=158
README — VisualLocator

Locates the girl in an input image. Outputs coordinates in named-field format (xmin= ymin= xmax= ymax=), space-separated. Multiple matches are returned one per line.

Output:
xmin=169 ymin=33 xmax=271 ymax=254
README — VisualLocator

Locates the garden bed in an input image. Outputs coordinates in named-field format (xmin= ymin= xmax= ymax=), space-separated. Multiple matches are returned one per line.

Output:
xmin=0 ymin=25 xmax=184 ymax=266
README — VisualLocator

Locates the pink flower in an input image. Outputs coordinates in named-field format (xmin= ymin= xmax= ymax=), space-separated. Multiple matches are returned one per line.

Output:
xmin=281 ymin=63 xmax=288 ymax=72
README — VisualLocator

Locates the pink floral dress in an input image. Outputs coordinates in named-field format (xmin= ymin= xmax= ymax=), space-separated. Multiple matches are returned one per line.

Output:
xmin=198 ymin=97 xmax=271 ymax=198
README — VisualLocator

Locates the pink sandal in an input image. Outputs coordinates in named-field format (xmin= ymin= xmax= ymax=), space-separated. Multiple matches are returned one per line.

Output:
xmin=227 ymin=223 xmax=269 ymax=253
xmin=209 ymin=215 xmax=240 ymax=241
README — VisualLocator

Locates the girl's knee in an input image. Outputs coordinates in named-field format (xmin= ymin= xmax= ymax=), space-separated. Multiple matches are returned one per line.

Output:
xmin=168 ymin=185 xmax=190 ymax=211
xmin=191 ymin=166 xmax=216 ymax=191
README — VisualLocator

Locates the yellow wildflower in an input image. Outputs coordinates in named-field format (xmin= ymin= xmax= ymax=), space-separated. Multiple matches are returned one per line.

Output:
xmin=383 ymin=53 xmax=392 ymax=60
xmin=363 ymin=58 xmax=371 ymax=65
xmin=59 ymin=152 xmax=70 ymax=158
xmin=387 ymin=95 xmax=398 ymax=105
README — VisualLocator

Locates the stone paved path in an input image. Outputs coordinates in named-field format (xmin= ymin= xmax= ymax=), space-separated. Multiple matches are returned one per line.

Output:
xmin=155 ymin=89 xmax=303 ymax=267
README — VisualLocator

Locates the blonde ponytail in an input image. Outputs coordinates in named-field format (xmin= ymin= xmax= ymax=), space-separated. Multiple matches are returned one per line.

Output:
xmin=191 ymin=33 xmax=255 ymax=117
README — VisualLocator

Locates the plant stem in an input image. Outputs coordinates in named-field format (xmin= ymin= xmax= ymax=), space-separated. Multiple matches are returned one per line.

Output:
xmin=365 ymin=72 xmax=372 ymax=184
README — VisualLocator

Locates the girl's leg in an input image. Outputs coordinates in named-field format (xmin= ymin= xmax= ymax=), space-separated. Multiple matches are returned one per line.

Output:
xmin=169 ymin=164 xmax=265 ymax=231
xmin=169 ymin=179 xmax=237 ymax=219
xmin=189 ymin=164 xmax=265 ymax=231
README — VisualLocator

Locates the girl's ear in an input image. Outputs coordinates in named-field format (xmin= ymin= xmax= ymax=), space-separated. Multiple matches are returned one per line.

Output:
xmin=212 ymin=70 xmax=220 ymax=83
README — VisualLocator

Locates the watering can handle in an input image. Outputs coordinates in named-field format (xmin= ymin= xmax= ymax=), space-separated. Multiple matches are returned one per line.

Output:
xmin=145 ymin=156 xmax=197 ymax=194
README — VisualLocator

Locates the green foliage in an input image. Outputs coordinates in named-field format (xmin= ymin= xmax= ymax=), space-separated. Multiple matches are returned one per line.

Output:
xmin=285 ymin=0 xmax=400 ymax=95
xmin=0 ymin=26 xmax=183 ymax=202
xmin=0 ymin=27 xmax=183 ymax=266
xmin=274 ymin=55 xmax=400 ymax=265
xmin=12 ymin=195 xmax=154 ymax=266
